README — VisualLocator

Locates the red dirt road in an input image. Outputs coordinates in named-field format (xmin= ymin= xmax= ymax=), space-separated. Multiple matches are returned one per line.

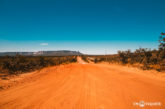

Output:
xmin=0 ymin=62 xmax=165 ymax=109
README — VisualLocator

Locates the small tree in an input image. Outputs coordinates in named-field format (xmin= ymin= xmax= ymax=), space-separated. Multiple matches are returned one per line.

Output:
xmin=158 ymin=35 xmax=165 ymax=50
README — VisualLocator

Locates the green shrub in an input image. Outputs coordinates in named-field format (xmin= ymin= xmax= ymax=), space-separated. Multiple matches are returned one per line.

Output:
xmin=0 ymin=55 xmax=77 ymax=75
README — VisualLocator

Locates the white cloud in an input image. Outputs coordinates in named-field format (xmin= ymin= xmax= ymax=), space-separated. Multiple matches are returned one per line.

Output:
xmin=40 ymin=43 xmax=48 ymax=46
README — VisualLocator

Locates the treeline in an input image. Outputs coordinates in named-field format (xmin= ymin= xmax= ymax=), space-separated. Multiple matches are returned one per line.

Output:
xmin=90 ymin=36 xmax=165 ymax=71
xmin=0 ymin=55 xmax=77 ymax=74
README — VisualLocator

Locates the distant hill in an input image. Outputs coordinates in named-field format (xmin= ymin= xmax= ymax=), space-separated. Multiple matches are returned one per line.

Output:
xmin=0 ymin=50 xmax=82 ymax=56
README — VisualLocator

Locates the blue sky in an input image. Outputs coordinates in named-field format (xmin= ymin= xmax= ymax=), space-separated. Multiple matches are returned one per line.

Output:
xmin=0 ymin=0 xmax=165 ymax=54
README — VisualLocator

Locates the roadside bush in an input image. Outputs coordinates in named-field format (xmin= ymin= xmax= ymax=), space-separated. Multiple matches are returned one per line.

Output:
xmin=81 ymin=55 xmax=89 ymax=63
xmin=85 ymin=35 xmax=165 ymax=71
xmin=0 ymin=55 xmax=77 ymax=75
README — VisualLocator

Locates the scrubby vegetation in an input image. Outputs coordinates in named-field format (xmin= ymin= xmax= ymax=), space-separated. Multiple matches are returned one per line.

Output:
xmin=86 ymin=35 xmax=165 ymax=71
xmin=80 ymin=55 xmax=89 ymax=63
xmin=0 ymin=55 xmax=77 ymax=75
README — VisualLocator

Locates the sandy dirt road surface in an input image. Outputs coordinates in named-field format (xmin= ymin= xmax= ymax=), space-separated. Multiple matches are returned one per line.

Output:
xmin=0 ymin=58 xmax=165 ymax=109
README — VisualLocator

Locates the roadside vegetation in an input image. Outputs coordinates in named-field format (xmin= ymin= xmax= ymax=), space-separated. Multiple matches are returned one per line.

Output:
xmin=0 ymin=55 xmax=77 ymax=75
xmin=80 ymin=55 xmax=89 ymax=63
xmin=83 ymin=35 xmax=165 ymax=71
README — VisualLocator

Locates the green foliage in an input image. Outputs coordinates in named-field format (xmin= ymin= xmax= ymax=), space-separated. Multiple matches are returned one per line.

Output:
xmin=0 ymin=55 xmax=77 ymax=75
xmin=159 ymin=36 xmax=165 ymax=50
xmin=81 ymin=55 xmax=89 ymax=63
xmin=87 ymin=35 xmax=165 ymax=71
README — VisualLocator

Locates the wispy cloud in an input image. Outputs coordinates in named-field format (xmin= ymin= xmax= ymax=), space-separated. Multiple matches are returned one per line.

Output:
xmin=40 ymin=43 xmax=48 ymax=46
